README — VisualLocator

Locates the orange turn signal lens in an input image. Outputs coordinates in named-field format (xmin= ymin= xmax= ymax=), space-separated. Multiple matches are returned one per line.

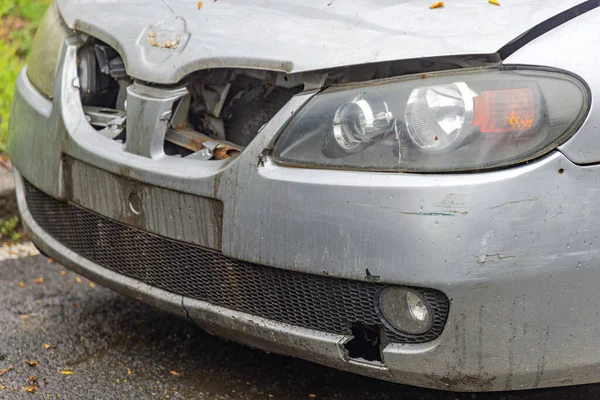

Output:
xmin=473 ymin=88 xmax=538 ymax=133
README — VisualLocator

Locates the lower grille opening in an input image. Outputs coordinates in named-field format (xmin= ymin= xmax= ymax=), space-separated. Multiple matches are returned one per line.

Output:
xmin=23 ymin=180 xmax=449 ymax=344
xmin=344 ymin=324 xmax=383 ymax=363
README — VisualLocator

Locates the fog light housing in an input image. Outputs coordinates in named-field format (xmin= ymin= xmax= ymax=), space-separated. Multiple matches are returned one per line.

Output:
xmin=378 ymin=287 xmax=433 ymax=335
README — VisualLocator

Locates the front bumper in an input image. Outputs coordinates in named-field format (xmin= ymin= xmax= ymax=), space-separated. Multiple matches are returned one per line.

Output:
xmin=10 ymin=39 xmax=600 ymax=392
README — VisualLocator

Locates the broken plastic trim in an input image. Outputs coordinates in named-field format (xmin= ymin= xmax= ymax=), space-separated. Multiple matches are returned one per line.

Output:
xmin=344 ymin=324 xmax=383 ymax=363
xmin=498 ymin=0 xmax=600 ymax=59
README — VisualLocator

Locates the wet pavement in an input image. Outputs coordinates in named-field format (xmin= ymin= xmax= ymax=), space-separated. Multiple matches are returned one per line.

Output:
xmin=0 ymin=251 xmax=599 ymax=399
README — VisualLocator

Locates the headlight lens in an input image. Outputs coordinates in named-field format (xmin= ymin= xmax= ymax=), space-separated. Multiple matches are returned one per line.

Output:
xmin=273 ymin=69 xmax=589 ymax=172
xmin=26 ymin=2 xmax=72 ymax=99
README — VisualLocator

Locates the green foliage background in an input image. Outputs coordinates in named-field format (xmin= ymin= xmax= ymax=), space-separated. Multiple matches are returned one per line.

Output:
xmin=0 ymin=0 xmax=51 ymax=152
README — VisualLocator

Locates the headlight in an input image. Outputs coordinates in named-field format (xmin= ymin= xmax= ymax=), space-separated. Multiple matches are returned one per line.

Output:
xmin=26 ymin=2 xmax=72 ymax=99
xmin=273 ymin=68 xmax=589 ymax=172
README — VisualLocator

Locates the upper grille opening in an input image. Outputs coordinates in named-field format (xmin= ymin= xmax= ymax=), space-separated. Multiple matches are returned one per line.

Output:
xmin=163 ymin=70 xmax=302 ymax=159
xmin=76 ymin=38 xmax=303 ymax=159
xmin=78 ymin=40 xmax=130 ymax=144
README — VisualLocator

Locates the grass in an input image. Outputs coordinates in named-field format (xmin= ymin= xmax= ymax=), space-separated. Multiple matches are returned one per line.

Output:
xmin=0 ymin=215 xmax=21 ymax=242
xmin=0 ymin=0 xmax=51 ymax=153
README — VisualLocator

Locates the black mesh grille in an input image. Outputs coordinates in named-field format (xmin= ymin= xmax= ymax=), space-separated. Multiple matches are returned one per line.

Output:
xmin=24 ymin=181 xmax=449 ymax=343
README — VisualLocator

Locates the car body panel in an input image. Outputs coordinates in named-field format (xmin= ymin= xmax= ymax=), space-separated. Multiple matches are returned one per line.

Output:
xmin=58 ymin=0 xmax=587 ymax=84
xmin=9 ymin=22 xmax=600 ymax=389
xmin=505 ymin=7 xmax=600 ymax=165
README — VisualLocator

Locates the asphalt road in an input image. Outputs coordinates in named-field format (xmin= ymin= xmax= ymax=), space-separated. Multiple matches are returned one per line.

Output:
xmin=0 ymin=249 xmax=599 ymax=399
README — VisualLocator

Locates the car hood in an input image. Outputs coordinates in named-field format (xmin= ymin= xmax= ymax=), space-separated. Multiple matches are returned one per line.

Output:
xmin=58 ymin=0 xmax=586 ymax=84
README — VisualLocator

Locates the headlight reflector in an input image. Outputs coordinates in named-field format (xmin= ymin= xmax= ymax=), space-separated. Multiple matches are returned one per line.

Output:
xmin=328 ymin=97 xmax=393 ymax=156
xmin=405 ymin=82 xmax=474 ymax=153
xmin=273 ymin=68 xmax=589 ymax=172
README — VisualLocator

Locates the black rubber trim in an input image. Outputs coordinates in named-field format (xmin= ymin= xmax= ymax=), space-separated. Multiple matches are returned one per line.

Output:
xmin=499 ymin=0 xmax=600 ymax=59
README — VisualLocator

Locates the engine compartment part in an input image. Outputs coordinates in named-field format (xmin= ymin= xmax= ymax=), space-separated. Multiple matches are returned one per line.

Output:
xmin=78 ymin=44 xmax=130 ymax=109
xmin=186 ymin=70 xmax=303 ymax=147
xmin=76 ymin=39 xmax=304 ymax=159
xmin=83 ymin=106 xmax=126 ymax=140
xmin=164 ymin=127 xmax=242 ymax=160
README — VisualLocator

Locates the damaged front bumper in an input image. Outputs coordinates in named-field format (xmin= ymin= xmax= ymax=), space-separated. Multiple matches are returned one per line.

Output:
xmin=10 ymin=38 xmax=600 ymax=392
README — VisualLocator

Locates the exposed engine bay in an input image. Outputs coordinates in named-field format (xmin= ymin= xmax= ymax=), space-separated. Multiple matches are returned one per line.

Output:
xmin=77 ymin=40 xmax=304 ymax=161
xmin=77 ymin=39 xmax=496 ymax=161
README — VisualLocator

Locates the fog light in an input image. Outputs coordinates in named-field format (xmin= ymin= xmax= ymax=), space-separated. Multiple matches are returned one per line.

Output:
xmin=378 ymin=287 xmax=433 ymax=335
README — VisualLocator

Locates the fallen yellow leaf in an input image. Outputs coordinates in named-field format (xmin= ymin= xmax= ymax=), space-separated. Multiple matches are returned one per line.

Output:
xmin=197 ymin=1 xmax=203 ymax=9
xmin=75 ymin=277 xmax=82 ymax=284
xmin=24 ymin=386 xmax=36 ymax=393
xmin=47 ymin=258 xmax=55 ymax=264
xmin=61 ymin=370 xmax=73 ymax=375
xmin=489 ymin=0 xmax=500 ymax=4
xmin=60 ymin=270 xmax=67 ymax=276
xmin=89 ymin=282 xmax=96 ymax=288
xmin=19 ymin=282 xmax=25 ymax=288
xmin=127 ymin=368 xmax=132 ymax=375
xmin=430 ymin=1 xmax=444 ymax=9
xmin=43 ymin=344 xmax=51 ymax=349
xmin=25 ymin=360 xmax=39 ymax=368
xmin=19 ymin=315 xmax=29 ymax=320
xmin=33 ymin=278 xmax=44 ymax=285
xmin=170 ymin=370 xmax=180 ymax=376
xmin=309 ymin=395 xmax=317 ymax=399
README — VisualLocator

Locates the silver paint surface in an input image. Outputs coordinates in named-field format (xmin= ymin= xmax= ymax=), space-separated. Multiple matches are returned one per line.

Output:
xmin=505 ymin=7 xmax=600 ymax=164
xmin=57 ymin=0 xmax=585 ymax=84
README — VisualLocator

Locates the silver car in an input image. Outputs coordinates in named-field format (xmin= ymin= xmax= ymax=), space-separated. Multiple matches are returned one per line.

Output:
xmin=9 ymin=0 xmax=600 ymax=392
